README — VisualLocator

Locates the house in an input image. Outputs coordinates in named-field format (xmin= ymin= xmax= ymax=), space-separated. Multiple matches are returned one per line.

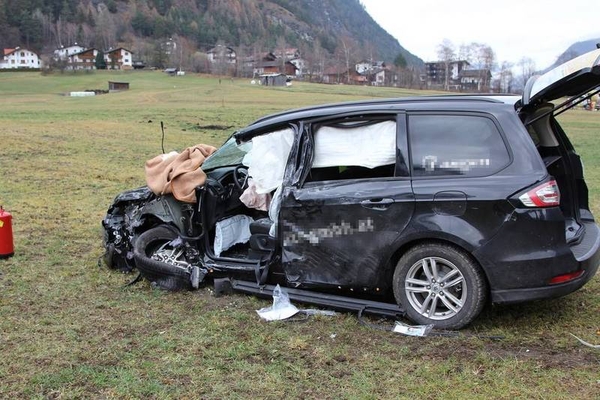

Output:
xmin=53 ymin=45 xmax=85 ymax=60
xmin=369 ymin=68 xmax=393 ymax=87
xmin=323 ymin=67 xmax=367 ymax=85
xmin=104 ymin=48 xmax=133 ymax=70
xmin=0 ymin=47 xmax=41 ymax=69
xmin=273 ymin=48 xmax=299 ymax=60
xmin=355 ymin=60 xmax=386 ymax=75
xmin=207 ymin=45 xmax=237 ymax=64
xmin=289 ymin=57 xmax=307 ymax=77
xmin=260 ymin=52 xmax=278 ymax=62
xmin=322 ymin=67 xmax=344 ymax=84
xmin=67 ymin=48 xmax=98 ymax=70
xmin=253 ymin=60 xmax=297 ymax=76
xmin=459 ymin=69 xmax=492 ymax=92
xmin=425 ymin=60 xmax=470 ymax=89
xmin=164 ymin=37 xmax=177 ymax=56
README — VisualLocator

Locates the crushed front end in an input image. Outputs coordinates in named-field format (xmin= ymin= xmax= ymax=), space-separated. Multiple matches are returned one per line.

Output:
xmin=102 ymin=187 xmax=154 ymax=272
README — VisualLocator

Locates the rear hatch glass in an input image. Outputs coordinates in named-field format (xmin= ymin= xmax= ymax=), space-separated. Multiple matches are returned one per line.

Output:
xmin=522 ymin=48 xmax=600 ymax=106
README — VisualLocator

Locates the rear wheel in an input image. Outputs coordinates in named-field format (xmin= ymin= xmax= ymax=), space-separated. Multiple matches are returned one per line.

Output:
xmin=393 ymin=243 xmax=487 ymax=329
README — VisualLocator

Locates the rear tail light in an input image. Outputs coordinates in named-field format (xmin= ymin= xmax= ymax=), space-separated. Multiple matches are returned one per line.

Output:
xmin=519 ymin=180 xmax=560 ymax=207
xmin=548 ymin=270 xmax=584 ymax=285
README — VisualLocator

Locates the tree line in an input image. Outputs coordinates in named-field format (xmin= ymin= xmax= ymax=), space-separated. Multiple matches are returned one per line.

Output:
xmin=436 ymin=39 xmax=538 ymax=93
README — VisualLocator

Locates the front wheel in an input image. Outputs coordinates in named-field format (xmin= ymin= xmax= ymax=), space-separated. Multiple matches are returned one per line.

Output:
xmin=393 ymin=243 xmax=488 ymax=330
xmin=133 ymin=225 xmax=193 ymax=291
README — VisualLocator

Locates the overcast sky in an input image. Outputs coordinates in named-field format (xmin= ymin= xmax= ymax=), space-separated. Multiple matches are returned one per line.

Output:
xmin=360 ymin=0 xmax=600 ymax=69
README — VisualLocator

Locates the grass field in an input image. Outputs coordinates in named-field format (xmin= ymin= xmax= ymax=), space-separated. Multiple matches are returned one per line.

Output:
xmin=0 ymin=70 xmax=599 ymax=399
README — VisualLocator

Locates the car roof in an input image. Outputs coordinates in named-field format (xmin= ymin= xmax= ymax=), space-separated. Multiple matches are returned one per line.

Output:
xmin=234 ymin=94 xmax=520 ymax=141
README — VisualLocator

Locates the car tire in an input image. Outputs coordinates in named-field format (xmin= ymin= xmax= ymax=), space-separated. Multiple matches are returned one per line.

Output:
xmin=393 ymin=243 xmax=488 ymax=330
xmin=133 ymin=225 xmax=192 ymax=291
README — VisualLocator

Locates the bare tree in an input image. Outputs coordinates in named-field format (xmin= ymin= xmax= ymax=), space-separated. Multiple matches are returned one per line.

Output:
xmin=64 ymin=23 xmax=78 ymax=47
xmin=456 ymin=42 xmax=496 ymax=91
xmin=53 ymin=15 xmax=64 ymax=47
xmin=437 ymin=39 xmax=456 ymax=90
xmin=338 ymin=36 xmax=354 ymax=84
xmin=458 ymin=43 xmax=475 ymax=63
xmin=305 ymin=41 xmax=325 ymax=82
xmin=498 ymin=61 xmax=514 ymax=93
xmin=477 ymin=44 xmax=495 ymax=90
xmin=211 ymin=40 xmax=231 ymax=77
xmin=235 ymin=44 xmax=253 ymax=78
xmin=95 ymin=4 xmax=116 ymax=51
xmin=275 ymin=36 xmax=288 ymax=73
xmin=33 ymin=10 xmax=54 ymax=46
xmin=517 ymin=57 xmax=537 ymax=92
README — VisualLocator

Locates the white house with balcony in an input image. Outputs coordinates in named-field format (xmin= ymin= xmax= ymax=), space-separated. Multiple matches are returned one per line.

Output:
xmin=0 ymin=47 xmax=41 ymax=69
xmin=207 ymin=45 xmax=237 ymax=64
xmin=67 ymin=48 xmax=98 ymax=70
xmin=104 ymin=48 xmax=133 ymax=70
xmin=53 ymin=45 xmax=85 ymax=60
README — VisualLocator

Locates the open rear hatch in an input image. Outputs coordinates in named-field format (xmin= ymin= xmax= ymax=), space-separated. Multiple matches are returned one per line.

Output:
xmin=521 ymin=48 xmax=600 ymax=107
xmin=519 ymin=48 xmax=600 ymax=245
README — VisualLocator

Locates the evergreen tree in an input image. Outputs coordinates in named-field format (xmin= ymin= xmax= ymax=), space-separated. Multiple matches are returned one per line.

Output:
xmin=95 ymin=50 xmax=106 ymax=69
xmin=394 ymin=53 xmax=407 ymax=69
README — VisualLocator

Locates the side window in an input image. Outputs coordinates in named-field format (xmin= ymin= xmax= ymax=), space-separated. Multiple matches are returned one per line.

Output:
xmin=306 ymin=119 xmax=397 ymax=182
xmin=409 ymin=114 xmax=510 ymax=177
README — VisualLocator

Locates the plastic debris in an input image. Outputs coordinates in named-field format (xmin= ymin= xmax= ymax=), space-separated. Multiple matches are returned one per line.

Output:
xmin=570 ymin=333 xmax=600 ymax=349
xmin=302 ymin=309 xmax=337 ymax=317
xmin=256 ymin=284 xmax=300 ymax=321
xmin=256 ymin=285 xmax=337 ymax=321
xmin=392 ymin=321 xmax=434 ymax=337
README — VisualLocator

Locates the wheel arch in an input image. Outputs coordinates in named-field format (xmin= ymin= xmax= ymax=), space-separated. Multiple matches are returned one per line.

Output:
xmin=383 ymin=235 xmax=491 ymax=293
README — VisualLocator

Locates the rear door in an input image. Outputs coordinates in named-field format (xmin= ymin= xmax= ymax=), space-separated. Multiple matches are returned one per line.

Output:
xmin=408 ymin=112 xmax=515 ymax=248
xmin=278 ymin=113 xmax=414 ymax=291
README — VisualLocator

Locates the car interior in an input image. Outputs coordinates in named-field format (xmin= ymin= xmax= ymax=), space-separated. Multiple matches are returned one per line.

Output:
xmin=201 ymin=118 xmax=398 ymax=262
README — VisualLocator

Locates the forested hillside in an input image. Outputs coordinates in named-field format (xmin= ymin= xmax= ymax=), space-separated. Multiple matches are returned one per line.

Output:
xmin=0 ymin=0 xmax=422 ymax=70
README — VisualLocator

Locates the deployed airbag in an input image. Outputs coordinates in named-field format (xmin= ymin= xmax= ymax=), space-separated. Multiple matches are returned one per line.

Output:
xmin=312 ymin=120 xmax=396 ymax=169
xmin=243 ymin=128 xmax=294 ymax=194
xmin=214 ymin=215 xmax=254 ymax=257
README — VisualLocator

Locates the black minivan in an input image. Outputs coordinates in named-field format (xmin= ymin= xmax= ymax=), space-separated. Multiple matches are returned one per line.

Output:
xmin=103 ymin=49 xmax=600 ymax=329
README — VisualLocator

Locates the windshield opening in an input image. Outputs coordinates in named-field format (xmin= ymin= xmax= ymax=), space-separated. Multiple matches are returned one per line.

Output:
xmin=202 ymin=137 xmax=250 ymax=170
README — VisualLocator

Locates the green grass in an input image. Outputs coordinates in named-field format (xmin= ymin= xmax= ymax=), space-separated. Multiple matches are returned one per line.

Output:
xmin=0 ymin=71 xmax=599 ymax=399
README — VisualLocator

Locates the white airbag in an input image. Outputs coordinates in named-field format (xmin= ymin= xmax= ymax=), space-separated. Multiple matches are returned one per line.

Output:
xmin=243 ymin=128 xmax=295 ymax=194
xmin=312 ymin=120 xmax=396 ymax=169
xmin=214 ymin=215 xmax=253 ymax=257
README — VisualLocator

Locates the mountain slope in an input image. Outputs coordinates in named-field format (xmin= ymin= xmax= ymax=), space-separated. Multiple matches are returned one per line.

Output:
xmin=0 ymin=0 xmax=422 ymax=67
xmin=548 ymin=38 xmax=600 ymax=69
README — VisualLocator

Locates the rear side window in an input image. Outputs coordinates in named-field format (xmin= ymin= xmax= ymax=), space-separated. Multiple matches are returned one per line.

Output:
xmin=306 ymin=119 xmax=397 ymax=182
xmin=409 ymin=114 xmax=510 ymax=177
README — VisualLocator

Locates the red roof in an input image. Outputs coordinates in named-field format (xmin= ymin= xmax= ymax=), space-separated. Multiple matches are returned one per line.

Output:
xmin=4 ymin=48 xmax=15 ymax=56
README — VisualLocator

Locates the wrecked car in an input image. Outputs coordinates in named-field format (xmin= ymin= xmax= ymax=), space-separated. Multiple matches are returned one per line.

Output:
xmin=103 ymin=49 xmax=600 ymax=329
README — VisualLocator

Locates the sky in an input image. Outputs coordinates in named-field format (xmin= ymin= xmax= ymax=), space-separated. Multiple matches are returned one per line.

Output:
xmin=360 ymin=0 xmax=600 ymax=70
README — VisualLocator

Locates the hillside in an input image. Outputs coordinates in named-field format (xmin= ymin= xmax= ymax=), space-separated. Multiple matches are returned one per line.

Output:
xmin=546 ymin=38 xmax=600 ymax=70
xmin=0 ymin=0 xmax=422 ymax=69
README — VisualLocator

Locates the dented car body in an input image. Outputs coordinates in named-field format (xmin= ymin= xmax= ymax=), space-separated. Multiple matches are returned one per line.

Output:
xmin=103 ymin=49 xmax=600 ymax=329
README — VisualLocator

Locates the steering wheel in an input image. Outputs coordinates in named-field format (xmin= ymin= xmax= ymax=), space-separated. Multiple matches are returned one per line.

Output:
xmin=233 ymin=165 xmax=249 ymax=191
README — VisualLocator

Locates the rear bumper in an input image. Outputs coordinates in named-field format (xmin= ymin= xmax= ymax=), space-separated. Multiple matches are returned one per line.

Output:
xmin=491 ymin=221 xmax=600 ymax=304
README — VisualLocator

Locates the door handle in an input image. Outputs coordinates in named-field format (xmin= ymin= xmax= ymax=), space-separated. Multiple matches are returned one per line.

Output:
xmin=360 ymin=198 xmax=394 ymax=210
